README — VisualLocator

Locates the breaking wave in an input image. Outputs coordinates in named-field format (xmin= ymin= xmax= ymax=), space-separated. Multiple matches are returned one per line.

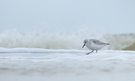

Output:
xmin=0 ymin=30 xmax=134 ymax=50
xmin=0 ymin=29 xmax=100 ymax=49
xmin=103 ymin=34 xmax=135 ymax=50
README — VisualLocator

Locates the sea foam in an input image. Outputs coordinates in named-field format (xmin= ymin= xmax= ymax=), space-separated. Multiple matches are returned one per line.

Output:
xmin=0 ymin=30 xmax=134 ymax=50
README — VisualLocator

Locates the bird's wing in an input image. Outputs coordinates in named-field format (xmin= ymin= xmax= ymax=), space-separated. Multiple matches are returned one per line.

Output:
xmin=93 ymin=40 xmax=107 ymax=45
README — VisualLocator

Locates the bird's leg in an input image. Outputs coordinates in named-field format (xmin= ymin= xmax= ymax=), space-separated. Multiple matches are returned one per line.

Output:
xmin=86 ymin=50 xmax=94 ymax=55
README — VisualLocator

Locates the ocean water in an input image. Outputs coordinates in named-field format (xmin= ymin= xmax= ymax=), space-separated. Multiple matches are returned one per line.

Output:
xmin=0 ymin=29 xmax=101 ymax=49
xmin=0 ymin=29 xmax=135 ymax=81
xmin=0 ymin=49 xmax=135 ymax=81
xmin=0 ymin=29 xmax=134 ymax=50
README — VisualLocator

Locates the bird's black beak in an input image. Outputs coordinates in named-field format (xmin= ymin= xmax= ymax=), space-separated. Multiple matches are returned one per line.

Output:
xmin=82 ymin=43 xmax=86 ymax=48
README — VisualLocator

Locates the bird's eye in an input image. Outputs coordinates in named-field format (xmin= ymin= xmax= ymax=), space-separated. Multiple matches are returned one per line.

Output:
xmin=84 ymin=40 xmax=87 ymax=43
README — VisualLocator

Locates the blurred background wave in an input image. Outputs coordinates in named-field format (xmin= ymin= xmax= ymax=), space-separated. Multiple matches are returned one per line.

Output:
xmin=0 ymin=29 xmax=134 ymax=50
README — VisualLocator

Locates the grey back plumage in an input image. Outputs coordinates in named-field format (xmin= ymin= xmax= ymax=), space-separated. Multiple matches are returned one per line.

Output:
xmin=90 ymin=39 xmax=109 ymax=45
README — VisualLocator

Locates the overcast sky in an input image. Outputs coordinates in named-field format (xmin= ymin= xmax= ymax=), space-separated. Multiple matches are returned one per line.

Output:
xmin=0 ymin=0 xmax=135 ymax=34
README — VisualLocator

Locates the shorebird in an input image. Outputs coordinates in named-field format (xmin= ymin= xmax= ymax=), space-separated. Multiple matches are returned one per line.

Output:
xmin=82 ymin=39 xmax=109 ymax=55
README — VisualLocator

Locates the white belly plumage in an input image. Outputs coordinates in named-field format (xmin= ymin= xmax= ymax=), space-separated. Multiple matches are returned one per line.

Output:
xmin=86 ymin=42 xmax=105 ymax=50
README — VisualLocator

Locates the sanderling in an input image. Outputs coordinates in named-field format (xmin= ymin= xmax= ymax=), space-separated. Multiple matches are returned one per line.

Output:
xmin=82 ymin=39 xmax=109 ymax=55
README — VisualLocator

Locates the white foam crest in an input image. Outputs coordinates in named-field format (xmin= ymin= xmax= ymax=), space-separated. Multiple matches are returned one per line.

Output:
xmin=0 ymin=30 xmax=99 ymax=49
xmin=0 ymin=30 xmax=134 ymax=50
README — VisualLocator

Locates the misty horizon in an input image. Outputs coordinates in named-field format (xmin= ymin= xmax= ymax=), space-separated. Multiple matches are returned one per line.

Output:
xmin=0 ymin=0 xmax=135 ymax=34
